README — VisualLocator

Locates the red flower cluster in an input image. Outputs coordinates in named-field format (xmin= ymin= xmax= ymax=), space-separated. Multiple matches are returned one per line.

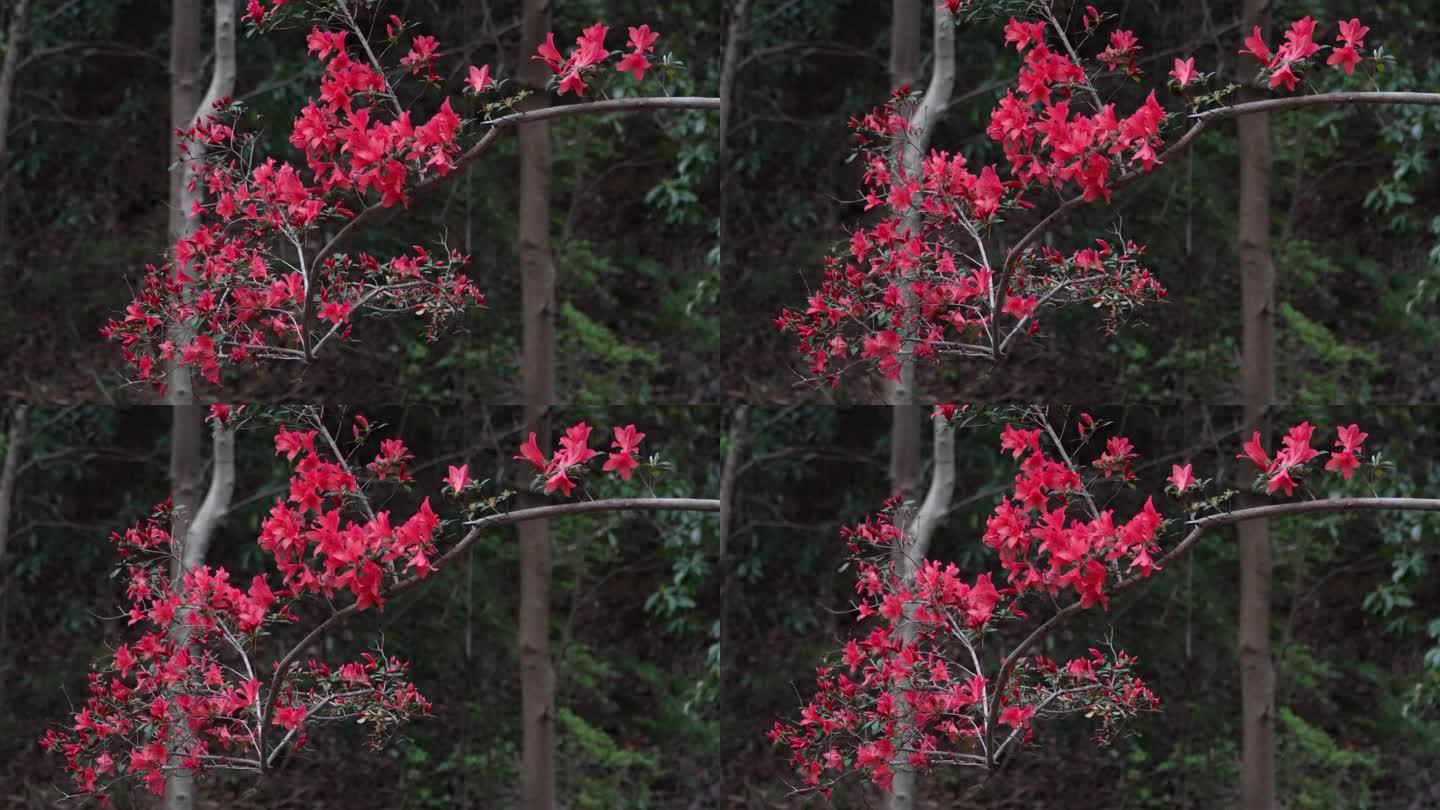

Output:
xmin=1240 ymin=16 xmax=1372 ymax=89
xmin=261 ymin=426 xmax=443 ymax=600
xmin=1236 ymin=422 xmax=1368 ymax=495
xmin=770 ymin=431 xmax=1163 ymax=796
xmin=515 ymin=422 xmax=646 ymax=495
xmin=774 ymin=415 xmax=1378 ymax=795
xmin=534 ymin=23 xmax=661 ymax=96
xmin=103 ymin=8 xmax=668 ymax=392
xmin=38 ymin=486 xmax=431 ymax=799
xmin=40 ymin=413 xmax=668 ymax=798
xmin=776 ymin=12 xmax=1173 ymax=386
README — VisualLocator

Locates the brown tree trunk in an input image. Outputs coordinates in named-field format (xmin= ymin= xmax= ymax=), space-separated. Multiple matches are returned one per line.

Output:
xmin=0 ymin=0 xmax=31 ymax=166
xmin=517 ymin=0 xmax=556 ymax=805
xmin=1237 ymin=0 xmax=1276 ymax=806
xmin=718 ymin=0 xmax=749 ymax=160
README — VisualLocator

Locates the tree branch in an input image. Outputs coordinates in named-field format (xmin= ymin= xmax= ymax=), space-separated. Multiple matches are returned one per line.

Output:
xmin=309 ymin=97 xmax=721 ymax=271
xmin=987 ymin=495 xmax=1440 ymax=723
xmin=257 ymin=495 xmax=719 ymax=762
xmin=996 ymin=91 xmax=1440 ymax=309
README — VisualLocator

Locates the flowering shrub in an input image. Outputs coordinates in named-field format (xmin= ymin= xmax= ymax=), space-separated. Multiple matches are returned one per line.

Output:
xmin=101 ymin=2 xmax=685 ymax=392
xmin=775 ymin=7 xmax=1381 ymax=386
xmin=771 ymin=409 xmax=1377 ymax=797
xmin=40 ymin=413 xmax=654 ymax=800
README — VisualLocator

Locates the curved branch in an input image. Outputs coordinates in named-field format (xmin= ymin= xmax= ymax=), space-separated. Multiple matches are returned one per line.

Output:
xmin=996 ymin=91 xmax=1440 ymax=307
xmin=294 ymin=95 xmax=718 ymax=356
xmin=258 ymin=495 xmax=719 ymax=763
xmin=987 ymin=495 xmax=1440 ymax=725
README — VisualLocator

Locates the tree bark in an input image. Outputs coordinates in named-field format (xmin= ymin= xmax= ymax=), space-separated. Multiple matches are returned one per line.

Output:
xmin=166 ymin=2 xmax=236 ymax=806
xmin=886 ymin=5 xmax=956 ymax=806
xmin=1237 ymin=0 xmax=1276 ymax=805
xmin=890 ymin=416 xmax=956 ymax=809
xmin=0 ymin=0 xmax=31 ymax=166
xmin=718 ymin=0 xmax=749 ymax=161
xmin=0 ymin=405 xmax=28 ymax=711
xmin=517 ymin=0 xmax=555 ymax=805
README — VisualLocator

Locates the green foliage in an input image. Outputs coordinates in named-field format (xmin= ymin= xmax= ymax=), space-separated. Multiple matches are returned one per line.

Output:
xmin=1277 ymin=708 xmax=1380 ymax=809
xmin=557 ymin=707 xmax=661 ymax=809
xmin=560 ymin=302 xmax=661 ymax=401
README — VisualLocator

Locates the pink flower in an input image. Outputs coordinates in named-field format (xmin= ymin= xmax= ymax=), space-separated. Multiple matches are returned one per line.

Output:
xmin=1337 ymin=18 xmax=1369 ymax=48
xmin=1168 ymin=463 xmax=1195 ymax=492
xmin=626 ymin=24 xmax=658 ymax=53
xmin=467 ymin=64 xmax=493 ymax=94
xmin=445 ymin=464 xmax=470 ymax=494
xmin=1170 ymin=57 xmax=1198 ymax=88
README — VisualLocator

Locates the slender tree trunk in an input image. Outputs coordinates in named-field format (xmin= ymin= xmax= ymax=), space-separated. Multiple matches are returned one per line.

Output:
xmin=165 ymin=2 xmax=236 ymax=806
xmin=1237 ymin=0 xmax=1276 ymax=806
xmin=885 ymin=0 xmax=923 ymax=441
xmin=0 ymin=0 xmax=31 ymax=165
xmin=0 ymin=405 xmax=28 ymax=711
xmin=890 ymin=417 xmax=956 ymax=810
xmin=885 ymin=5 xmax=956 ymax=807
xmin=168 ymin=0 xmax=203 ymax=408
xmin=517 ymin=0 xmax=556 ymax=805
xmin=718 ymin=0 xmax=749 ymax=161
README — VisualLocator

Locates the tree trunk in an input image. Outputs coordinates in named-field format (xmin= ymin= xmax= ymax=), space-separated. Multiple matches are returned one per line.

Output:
xmin=165 ymin=424 xmax=236 ymax=810
xmin=0 ymin=0 xmax=31 ymax=166
xmin=517 ymin=0 xmax=556 ymax=806
xmin=166 ymin=2 xmax=236 ymax=806
xmin=164 ymin=1 xmax=203 ymax=801
xmin=1237 ymin=0 xmax=1276 ymax=806
xmin=718 ymin=0 xmax=749 ymax=161
xmin=0 ymin=405 xmax=28 ymax=711
xmin=886 ymin=4 xmax=956 ymax=807
xmin=890 ymin=416 xmax=956 ymax=810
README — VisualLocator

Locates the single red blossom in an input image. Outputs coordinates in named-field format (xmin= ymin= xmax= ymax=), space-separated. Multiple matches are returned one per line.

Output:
xmin=444 ymin=464 xmax=470 ymax=494
xmin=1000 ymin=704 xmax=1035 ymax=728
xmin=1278 ymin=16 xmax=1320 ymax=61
xmin=1337 ymin=18 xmax=1369 ymax=48
xmin=1240 ymin=26 xmax=1273 ymax=66
xmin=1170 ymin=57 xmax=1198 ymax=87
xmin=1325 ymin=451 xmax=1361 ymax=479
xmin=275 ymin=426 xmax=317 ymax=461
xmin=602 ymin=450 xmax=639 ymax=480
xmin=400 ymin=35 xmax=441 ymax=75
xmin=273 ymin=705 xmax=306 ymax=730
xmin=1268 ymin=63 xmax=1299 ymax=91
xmin=617 ymin=51 xmax=652 ymax=80
xmin=1335 ymin=424 xmax=1368 ymax=454
xmin=999 ymin=423 xmax=1042 ymax=458
xmin=1327 ymin=45 xmax=1362 ymax=75
xmin=467 ymin=64 xmax=493 ymax=94
xmin=1267 ymin=470 xmax=1298 ymax=496
xmin=306 ymin=27 xmax=347 ymax=61
xmin=1237 ymin=431 xmax=1270 ymax=472
xmin=1168 ymin=463 xmax=1194 ymax=492
xmin=626 ymin=24 xmax=658 ymax=53
xmin=515 ymin=432 xmax=549 ymax=472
